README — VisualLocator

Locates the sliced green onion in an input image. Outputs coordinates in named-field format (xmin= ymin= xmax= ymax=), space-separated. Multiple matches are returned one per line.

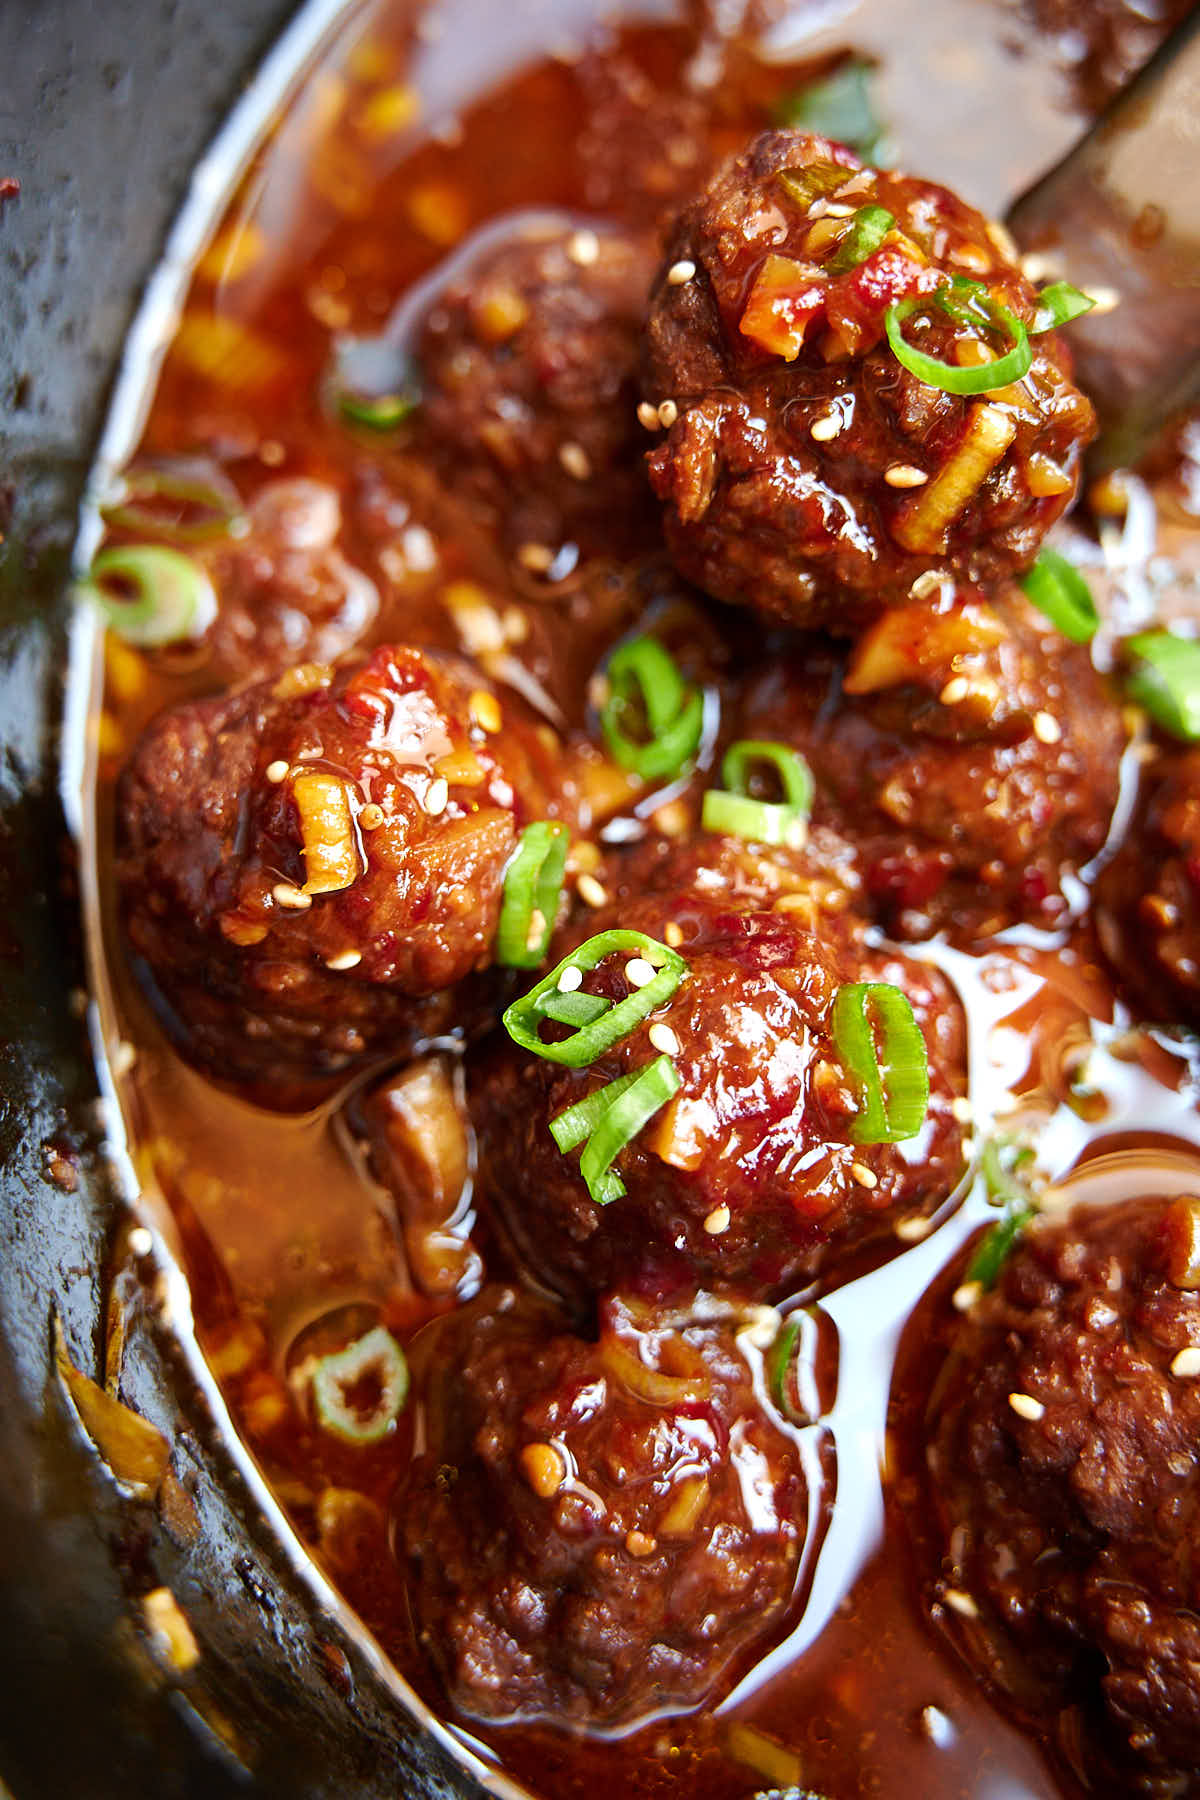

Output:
xmin=766 ymin=1315 xmax=819 ymax=1427
xmin=830 ymin=982 xmax=930 ymax=1144
xmin=884 ymin=290 xmax=1032 ymax=395
xmin=332 ymin=335 xmax=421 ymax=432
xmin=536 ymin=989 xmax=612 ymax=1029
xmin=965 ymin=1205 xmax=1032 ymax=1290
xmin=311 ymin=1326 xmax=409 ymax=1446
xmin=826 ymin=205 xmax=895 ymax=275
xmin=980 ymin=1134 xmax=1036 ymax=1211
xmin=775 ymin=58 xmax=883 ymax=160
xmin=777 ymin=162 xmax=857 ymax=210
xmin=503 ymin=930 xmax=688 ymax=1067
xmin=76 ymin=544 xmax=217 ymax=646
xmin=703 ymin=740 xmax=814 ymax=849
xmin=339 ymin=390 xmax=420 ymax=430
xmin=1020 ymin=549 xmax=1099 ymax=644
xmin=495 ymin=821 xmax=569 ymax=968
xmin=1125 ymin=631 xmax=1200 ymax=741
xmin=1033 ymin=281 xmax=1095 ymax=334
xmin=101 ymin=464 xmax=246 ymax=542
xmin=551 ymin=1057 xmax=681 ymax=1204
xmin=600 ymin=636 xmax=704 ymax=783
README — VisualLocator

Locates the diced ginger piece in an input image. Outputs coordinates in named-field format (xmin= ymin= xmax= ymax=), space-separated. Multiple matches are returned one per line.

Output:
xmin=739 ymin=255 xmax=826 ymax=361
xmin=844 ymin=597 xmax=1008 ymax=694
xmin=891 ymin=402 xmax=1016 ymax=554
xmin=1164 ymin=1197 xmax=1200 ymax=1288
xmin=293 ymin=771 xmax=361 ymax=896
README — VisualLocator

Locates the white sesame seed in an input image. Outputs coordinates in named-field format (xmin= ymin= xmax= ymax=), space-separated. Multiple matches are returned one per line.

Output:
xmin=424 ymin=778 xmax=449 ymax=816
xmin=567 ymin=229 xmax=599 ymax=266
xmin=401 ymin=524 xmax=438 ymax=571
xmin=577 ymin=873 xmax=609 ymax=908
xmin=517 ymin=541 xmax=555 ymax=573
xmin=850 ymin=1162 xmax=878 ymax=1189
xmin=557 ymin=964 xmax=584 ymax=993
xmin=265 ymin=759 xmax=290 ymax=783
xmin=823 ymin=202 xmax=857 ymax=217
xmin=939 ymin=676 xmax=970 ymax=706
xmin=953 ymin=1280 xmax=983 ymax=1313
xmin=921 ymin=1706 xmax=955 ymax=1749
xmin=637 ymin=401 xmax=662 ymax=431
xmin=951 ymin=1096 xmax=974 ymax=1123
xmin=895 ymin=1215 xmax=932 ymax=1242
xmin=1171 ymin=1347 xmax=1200 ymax=1378
xmin=663 ymin=921 xmax=684 ymax=948
xmin=1033 ymin=711 xmax=1062 ymax=745
xmin=649 ymin=1023 xmax=681 ymax=1056
xmin=624 ymin=957 xmax=657 ymax=989
xmin=704 ymin=1205 xmax=731 ymax=1235
xmin=272 ymin=882 xmax=312 ymax=911
xmin=810 ymin=412 xmax=843 ymax=442
xmin=884 ymin=463 xmax=929 ymax=488
xmin=558 ymin=441 xmax=591 ymax=480
xmin=942 ymin=1588 xmax=980 ymax=1620
xmin=910 ymin=569 xmax=945 ymax=600
xmin=325 ymin=949 xmax=362 ymax=971
xmin=1008 ymin=1391 xmax=1045 ymax=1422
xmin=1084 ymin=284 xmax=1120 ymax=316
xmin=128 ymin=1226 xmax=153 ymax=1258
xmin=667 ymin=258 xmax=696 ymax=285
xmin=657 ymin=399 xmax=679 ymax=429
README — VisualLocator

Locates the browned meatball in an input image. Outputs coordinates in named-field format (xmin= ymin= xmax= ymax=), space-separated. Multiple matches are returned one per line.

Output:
xmin=895 ymin=1195 xmax=1200 ymax=1792
xmin=400 ymin=1286 xmax=809 ymax=1728
xmin=117 ymin=645 xmax=566 ymax=1089
xmin=642 ymin=130 xmax=1096 ymax=630
xmin=416 ymin=215 xmax=656 ymax=560
xmin=1095 ymin=746 xmax=1200 ymax=1027
xmin=471 ymin=843 xmax=966 ymax=1306
xmin=742 ymin=588 xmax=1124 ymax=941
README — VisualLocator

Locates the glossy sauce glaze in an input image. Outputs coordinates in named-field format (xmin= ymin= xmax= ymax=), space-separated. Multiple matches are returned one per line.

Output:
xmin=83 ymin=2 xmax=1200 ymax=1797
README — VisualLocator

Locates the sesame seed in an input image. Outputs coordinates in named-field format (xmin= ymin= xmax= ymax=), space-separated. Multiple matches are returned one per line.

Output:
xmin=111 ymin=1039 xmax=137 ymax=1078
xmin=520 ymin=1441 xmax=566 ymax=1498
xmin=325 ymin=949 xmax=362 ymax=971
xmin=469 ymin=689 xmax=502 ymax=734
xmin=129 ymin=1226 xmax=154 ymax=1258
xmin=951 ymin=1096 xmax=974 ymax=1123
xmin=884 ymin=463 xmax=929 ymax=488
xmin=823 ymin=201 xmax=856 ymax=218
xmin=895 ymin=1215 xmax=932 ymax=1242
xmin=558 ymin=441 xmax=591 ymax=480
xmin=265 ymin=759 xmax=290 ymax=783
xmin=910 ymin=570 xmax=944 ymax=600
xmin=649 ymin=1023 xmax=681 ymax=1056
xmin=517 ymin=541 xmax=555 ymax=573
xmin=502 ymin=605 xmax=529 ymax=643
xmin=663 ymin=921 xmax=684 ymax=948
xmin=567 ymin=229 xmax=599 ymax=266
xmin=401 ymin=524 xmax=437 ymax=571
xmin=921 ymin=1705 xmax=955 ymax=1749
xmin=358 ymin=803 xmax=384 ymax=831
xmin=666 ymin=258 xmax=696 ymax=285
xmin=424 ymin=778 xmax=449 ymax=816
xmin=810 ymin=412 xmax=843 ymax=442
xmin=1171 ymin=1347 xmax=1200 ymax=1378
xmin=557 ymin=964 xmax=584 ymax=993
xmin=942 ymin=1588 xmax=979 ymax=1620
xmin=1033 ymin=711 xmax=1061 ymax=745
xmin=953 ymin=1280 xmax=982 ymax=1313
xmin=704 ymin=1205 xmax=731 ymax=1235
xmin=272 ymin=882 xmax=312 ymax=911
xmin=1085 ymin=284 xmax=1120 ymax=316
xmin=577 ymin=873 xmax=609 ymax=908
xmin=657 ymin=398 xmax=679 ymax=429
xmin=1008 ymin=1392 xmax=1045 ymax=1422
xmin=939 ymin=676 xmax=970 ymax=706
xmin=625 ymin=1529 xmax=657 ymax=1557
xmin=625 ymin=957 xmax=657 ymax=988
xmin=637 ymin=401 xmax=662 ymax=431
xmin=850 ymin=1162 xmax=878 ymax=1189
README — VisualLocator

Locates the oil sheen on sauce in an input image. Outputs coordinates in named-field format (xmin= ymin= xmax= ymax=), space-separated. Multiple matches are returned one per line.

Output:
xmin=85 ymin=2 xmax=1200 ymax=1797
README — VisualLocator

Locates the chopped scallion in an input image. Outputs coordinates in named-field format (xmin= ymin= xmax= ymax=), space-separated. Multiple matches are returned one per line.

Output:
xmin=600 ymin=636 xmax=704 ymax=783
xmin=1020 ymin=549 xmax=1099 ymax=644
xmin=101 ymin=464 xmax=246 ymax=542
xmin=496 ymin=821 xmax=570 ymax=968
xmin=551 ymin=1056 xmax=681 ymax=1204
xmin=826 ymin=205 xmax=895 ymax=275
xmin=1033 ymin=281 xmax=1095 ymax=333
xmin=775 ymin=59 xmax=883 ymax=160
xmin=503 ymin=930 xmax=688 ymax=1066
xmin=884 ymin=289 xmax=1032 ymax=395
xmin=766 ymin=1315 xmax=816 ymax=1426
xmin=331 ymin=335 xmax=421 ymax=431
xmin=702 ymin=739 xmax=814 ymax=848
xmin=1124 ymin=631 xmax=1200 ymax=741
xmin=830 ymin=981 xmax=930 ymax=1144
xmin=965 ymin=1205 xmax=1032 ymax=1290
xmin=77 ymin=544 xmax=217 ymax=646
xmin=311 ymin=1326 xmax=409 ymax=1446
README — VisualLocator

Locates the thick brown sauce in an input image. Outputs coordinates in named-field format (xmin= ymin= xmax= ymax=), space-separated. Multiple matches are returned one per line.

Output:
xmin=89 ymin=3 xmax=1200 ymax=1797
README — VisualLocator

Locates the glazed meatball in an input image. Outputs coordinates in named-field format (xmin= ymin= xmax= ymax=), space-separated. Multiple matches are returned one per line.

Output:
xmin=471 ymin=843 xmax=966 ymax=1305
xmin=117 ymin=644 xmax=565 ymax=1088
xmin=742 ymin=588 xmax=1124 ymax=940
xmin=642 ymin=130 xmax=1096 ymax=630
xmin=1095 ymin=746 xmax=1200 ymax=1027
xmin=417 ymin=215 xmax=656 ymax=560
xmin=899 ymin=1195 xmax=1200 ymax=1791
xmin=400 ymin=1287 xmax=808 ymax=1728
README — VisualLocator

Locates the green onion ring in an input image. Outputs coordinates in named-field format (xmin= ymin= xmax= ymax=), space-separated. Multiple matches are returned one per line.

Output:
xmin=551 ymin=1057 xmax=681 ymax=1205
xmin=339 ymin=389 xmax=420 ymax=430
xmin=495 ymin=821 xmax=570 ymax=968
xmin=1033 ymin=281 xmax=1095 ymax=333
xmin=504 ymin=930 xmax=688 ymax=1067
xmin=76 ymin=544 xmax=217 ymax=646
xmin=884 ymin=290 xmax=1032 ymax=395
xmin=774 ymin=59 xmax=883 ymax=160
xmin=703 ymin=739 xmax=814 ymax=849
xmin=1020 ymin=549 xmax=1099 ymax=644
xmin=766 ymin=1315 xmax=815 ymax=1426
xmin=600 ymin=636 xmax=704 ymax=783
xmin=829 ymin=981 xmax=930 ymax=1144
xmin=826 ymin=204 xmax=895 ymax=275
xmin=980 ymin=1135 xmax=1036 ymax=1211
xmin=1125 ymin=631 xmax=1200 ymax=741
xmin=101 ymin=464 xmax=247 ymax=542
xmin=311 ymin=1326 xmax=409 ymax=1446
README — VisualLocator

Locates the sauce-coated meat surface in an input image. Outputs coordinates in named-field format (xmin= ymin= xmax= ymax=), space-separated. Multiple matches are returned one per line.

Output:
xmin=643 ymin=129 xmax=1096 ymax=630
xmin=1096 ymin=744 xmax=1200 ymax=1027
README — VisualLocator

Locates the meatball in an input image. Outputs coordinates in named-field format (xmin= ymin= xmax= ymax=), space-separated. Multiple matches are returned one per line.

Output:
xmin=117 ymin=644 xmax=565 ymax=1088
xmin=416 ymin=214 xmax=656 ymax=560
xmin=899 ymin=1195 xmax=1200 ymax=1790
xmin=400 ymin=1286 xmax=808 ymax=1728
xmin=642 ymin=129 xmax=1096 ymax=630
xmin=741 ymin=588 xmax=1124 ymax=940
xmin=471 ymin=843 xmax=966 ymax=1305
xmin=1095 ymin=746 xmax=1200 ymax=1027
